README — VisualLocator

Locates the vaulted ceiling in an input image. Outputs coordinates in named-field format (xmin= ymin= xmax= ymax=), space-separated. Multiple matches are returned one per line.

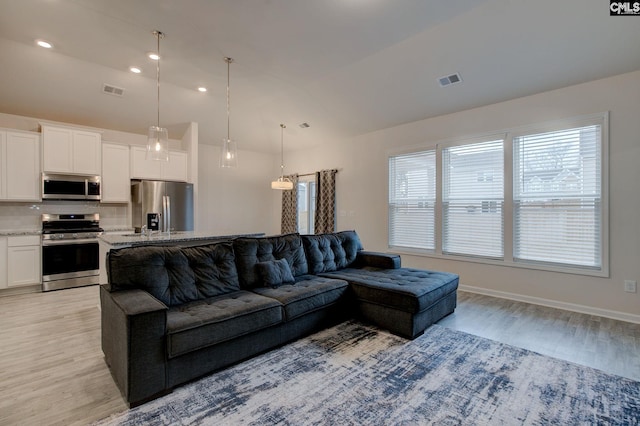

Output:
xmin=0 ymin=0 xmax=638 ymax=153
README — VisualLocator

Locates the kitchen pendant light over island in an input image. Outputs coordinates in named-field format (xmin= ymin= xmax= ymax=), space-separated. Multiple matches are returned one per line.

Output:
xmin=146 ymin=30 xmax=169 ymax=162
xmin=220 ymin=57 xmax=238 ymax=168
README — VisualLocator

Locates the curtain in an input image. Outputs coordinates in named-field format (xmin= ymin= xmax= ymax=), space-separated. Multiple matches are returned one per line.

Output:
xmin=280 ymin=174 xmax=299 ymax=234
xmin=314 ymin=169 xmax=338 ymax=234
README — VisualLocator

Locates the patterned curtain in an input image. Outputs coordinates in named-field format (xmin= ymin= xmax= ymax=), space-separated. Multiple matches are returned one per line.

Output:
xmin=314 ymin=169 xmax=338 ymax=234
xmin=281 ymin=174 xmax=299 ymax=234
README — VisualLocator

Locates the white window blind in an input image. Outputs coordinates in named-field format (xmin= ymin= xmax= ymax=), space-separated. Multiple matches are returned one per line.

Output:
xmin=443 ymin=140 xmax=504 ymax=258
xmin=388 ymin=151 xmax=436 ymax=250
xmin=513 ymin=125 xmax=602 ymax=268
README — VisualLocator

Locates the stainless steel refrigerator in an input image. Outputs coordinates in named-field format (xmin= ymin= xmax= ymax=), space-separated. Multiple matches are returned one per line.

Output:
xmin=131 ymin=180 xmax=194 ymax=233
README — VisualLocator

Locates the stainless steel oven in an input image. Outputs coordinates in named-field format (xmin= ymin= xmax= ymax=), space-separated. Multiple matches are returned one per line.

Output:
xmin=41 ymin=213 xmax=103 ymax=292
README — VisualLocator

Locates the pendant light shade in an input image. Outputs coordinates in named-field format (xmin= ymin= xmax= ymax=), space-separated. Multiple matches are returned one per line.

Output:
xmin=220 ymin=57 xmax=238 ymax=168
xmin=147 ymin=30 xmax=169 ymax=161
xmin=271 ymin=124 xmax=293 ymax=190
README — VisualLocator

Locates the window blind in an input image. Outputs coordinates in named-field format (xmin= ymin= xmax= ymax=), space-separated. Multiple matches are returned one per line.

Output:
xmin=388 ymin=150 xmax=436 ymax=250
xmin=442 ymin=140 xmax=504 ymax=258
xmin=513 ymin=125 xmax=602 ymax=268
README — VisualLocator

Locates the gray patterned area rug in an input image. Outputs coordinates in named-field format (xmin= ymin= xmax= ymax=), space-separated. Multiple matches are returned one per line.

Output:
xmin=96 ymin=321 xmax=639 ymax=425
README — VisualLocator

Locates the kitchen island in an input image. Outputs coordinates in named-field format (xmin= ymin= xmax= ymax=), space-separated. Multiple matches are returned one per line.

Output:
xmin=98 ymin=231 xmax=264 ymax=284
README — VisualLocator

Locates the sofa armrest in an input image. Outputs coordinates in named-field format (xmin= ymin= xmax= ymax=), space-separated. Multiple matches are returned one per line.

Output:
xmin=355 ymin=251 xmax=401 ymax=269
xmin=100 ymin=284 xmax=168 ymax=406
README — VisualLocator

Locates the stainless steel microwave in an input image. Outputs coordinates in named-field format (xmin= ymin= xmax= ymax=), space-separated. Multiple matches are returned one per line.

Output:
xmin=42 ymin=173 xmax=101 ymax=201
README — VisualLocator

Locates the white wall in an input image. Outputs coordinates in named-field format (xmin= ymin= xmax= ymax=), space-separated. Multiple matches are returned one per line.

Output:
xmin=197 ymin=144 xmax=281 ymax=236
xmin=286 ymin=70 xmax=640 ymax=321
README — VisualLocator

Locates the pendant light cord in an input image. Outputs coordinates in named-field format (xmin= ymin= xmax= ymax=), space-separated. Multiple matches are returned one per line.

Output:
xmin=225 ymin=57 xmax=233 ymax=141
xmin=280 ymin=123 xmax=286 ymax=179
xmin=154 ymin=30 xmax=164 ymax=129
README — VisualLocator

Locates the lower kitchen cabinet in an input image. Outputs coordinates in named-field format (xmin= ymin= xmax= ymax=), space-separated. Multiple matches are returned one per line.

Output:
xmin=7 ymin=236 xmax=41 ymax=288
xmin=0 ymin=237 xmax=6 ymax=289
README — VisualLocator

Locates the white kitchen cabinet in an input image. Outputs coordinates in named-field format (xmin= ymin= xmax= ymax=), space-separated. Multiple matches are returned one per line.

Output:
xmin=42 ymin=125 xmax=101 ymax=175
xmin=101 ymin=143 xmax=131 ymax=202
xmin=7 ymin=235 xmax=41 ymax=288
xmin=130 ymin=146 xmax=188 ymax=182
xmin=0 ymin=130 xmax=41 ymax=201
xmin=0 ymin=237 xmax=7 ymax=290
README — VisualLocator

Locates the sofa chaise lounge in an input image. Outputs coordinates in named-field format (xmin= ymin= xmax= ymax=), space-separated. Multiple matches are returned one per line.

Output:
xmin=100 ymin=230 xmax=459 ymax=406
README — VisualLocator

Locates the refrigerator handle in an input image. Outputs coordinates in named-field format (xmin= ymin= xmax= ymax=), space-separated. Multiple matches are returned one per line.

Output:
xmin=164 ymin=195 xmax=171 ymax=233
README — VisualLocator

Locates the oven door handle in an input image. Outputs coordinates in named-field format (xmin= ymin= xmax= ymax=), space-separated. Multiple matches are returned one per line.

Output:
xmin=42 ymin=238 xmax=99 ymax=246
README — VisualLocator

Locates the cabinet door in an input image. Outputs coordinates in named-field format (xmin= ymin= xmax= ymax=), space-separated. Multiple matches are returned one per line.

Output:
xmin=0 ymin=237 xmax=7 ymax=289
xmin=102 ymin=143 xmax=130 ymax=202
xmin=162 ymin=151 xmax=188 ymax=182
xmin=0 ymin=132 xmax=6 ymax=199
xmin=7 ymin=237 xmax=41 ymax=287
xmin=5 ymin=132 xmax=40 ymax=201
xmin=73 ymin=130 xmax=101 ymax=175
xmin=130 ymin=146 xmax=162 ymax=180
xmin=43 ymin=126 xmax=73 ymax=173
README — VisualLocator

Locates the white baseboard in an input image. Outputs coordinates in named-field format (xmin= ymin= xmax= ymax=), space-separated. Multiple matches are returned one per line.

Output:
xmin=459 ymin=284 xmax=640 ymax=325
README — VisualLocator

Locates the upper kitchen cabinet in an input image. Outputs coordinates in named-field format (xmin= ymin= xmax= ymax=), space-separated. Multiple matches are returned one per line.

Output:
xmin=0 ymin=129 xmax=41 ymax=201
xmin=130 ymin=146 xmax=188 ymax=182
xmin=101 ymin=142 xmax=130 ymax=203
xmin=42 ymin=125 xmax=101 ymax=175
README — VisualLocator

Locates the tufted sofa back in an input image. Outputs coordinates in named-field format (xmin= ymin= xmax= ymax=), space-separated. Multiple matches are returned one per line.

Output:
xmin=107 ymin=242 xmax=240 ymax=307
xmin=301 ymin=230 xmax=363 ymax=274
xmin=233 ymin=233 xmax=309 ymax=289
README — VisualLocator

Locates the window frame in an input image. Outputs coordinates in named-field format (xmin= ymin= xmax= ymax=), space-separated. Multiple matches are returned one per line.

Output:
xmin=387 ymin=112 xmax=609 ymax=277
xmin=297 ymin=176 xmax=316 ymax=234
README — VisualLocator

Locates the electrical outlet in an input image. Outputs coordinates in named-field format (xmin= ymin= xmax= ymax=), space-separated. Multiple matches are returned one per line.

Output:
xmin=624 ymin=280 xmax=637 ymax=293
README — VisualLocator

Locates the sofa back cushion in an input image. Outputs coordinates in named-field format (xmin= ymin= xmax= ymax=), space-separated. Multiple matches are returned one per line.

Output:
xmin=302 ymin=230 xmax=363 ymax=274
xmin=233 ymin=233 xmax=308 ymax=289
xmin=107 ymin=242 xmax=240 ymax=306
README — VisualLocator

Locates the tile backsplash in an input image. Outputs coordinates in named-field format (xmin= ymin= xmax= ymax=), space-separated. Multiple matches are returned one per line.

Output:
xmin=0 ymin=201 xmax=130 ymax=232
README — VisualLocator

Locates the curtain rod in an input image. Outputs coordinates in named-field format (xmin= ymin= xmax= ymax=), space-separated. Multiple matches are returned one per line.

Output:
xmin=296 ymin=169 xmax=341 ymax=177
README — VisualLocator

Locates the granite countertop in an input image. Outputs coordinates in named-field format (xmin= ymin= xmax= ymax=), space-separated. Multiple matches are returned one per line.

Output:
xmin=98 ymin=231 xmax=264 ymax=247
xmin=0 ymin=230 xmax=41 ymax=236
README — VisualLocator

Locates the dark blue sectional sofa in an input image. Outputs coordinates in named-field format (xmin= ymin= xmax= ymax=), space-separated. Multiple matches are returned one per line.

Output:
xmin=100 ymin=230 xmax=459 ymax=406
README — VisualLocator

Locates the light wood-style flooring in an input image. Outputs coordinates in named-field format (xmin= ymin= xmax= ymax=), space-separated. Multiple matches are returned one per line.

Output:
xmin=0 ymin=287 xmax=638 ymax=425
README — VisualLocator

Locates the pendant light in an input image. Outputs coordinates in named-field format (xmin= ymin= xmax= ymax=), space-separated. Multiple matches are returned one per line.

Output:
xmin=271 ymin=124 xmax=294 ymax=190
xmin=220 ymin=57 xmax=238 ymax=168
xmin=146 ymin=30 xmax=169 ymax=161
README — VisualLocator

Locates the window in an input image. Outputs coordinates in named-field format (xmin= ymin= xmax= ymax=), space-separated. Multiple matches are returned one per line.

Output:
xmin=388 ymin=151 xmax=436 ymax=250
xmin=443 ymin=140 xmax=504 ymax=258
xmin=513 ymin=124 xmax=602 ymax=269
xmin=297 ymin=180 xmax=316 ymax=234
xmin=387 ymin=113 xmax=607 ymax=275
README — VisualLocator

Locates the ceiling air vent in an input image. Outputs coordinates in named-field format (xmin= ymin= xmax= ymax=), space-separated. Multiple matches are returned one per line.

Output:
xmin=102 ymin=83 xmax=125 ymax=97
xmin=438 ymin=73 xmax=462 ymax=87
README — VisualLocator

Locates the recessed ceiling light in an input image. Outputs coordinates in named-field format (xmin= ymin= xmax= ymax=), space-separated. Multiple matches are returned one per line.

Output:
xmin=197 ymin=87 xmax=207 ymax=92
xmin=36 ymin=40 xmax=53 ymax=49
xmin=130 ymin=67 xmax=142 ymax=74
xmin=148 ymin=52 xmax=160 ymax=61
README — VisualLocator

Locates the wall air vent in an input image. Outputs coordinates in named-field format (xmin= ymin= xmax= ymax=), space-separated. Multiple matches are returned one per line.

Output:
xmin=438 ymin=73 xmax=462 ymax=87
xmin=102 ymin=83 xmax=125 ymax=97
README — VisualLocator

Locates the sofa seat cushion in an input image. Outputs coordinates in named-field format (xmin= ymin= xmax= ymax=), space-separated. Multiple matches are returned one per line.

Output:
xmin=251 ymin=276 xmax=348 ymax=321
xmin=320 ymin=267 xmax=458 ymax=314
xmin=166 ymin=291 xmax=283 ymax=358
